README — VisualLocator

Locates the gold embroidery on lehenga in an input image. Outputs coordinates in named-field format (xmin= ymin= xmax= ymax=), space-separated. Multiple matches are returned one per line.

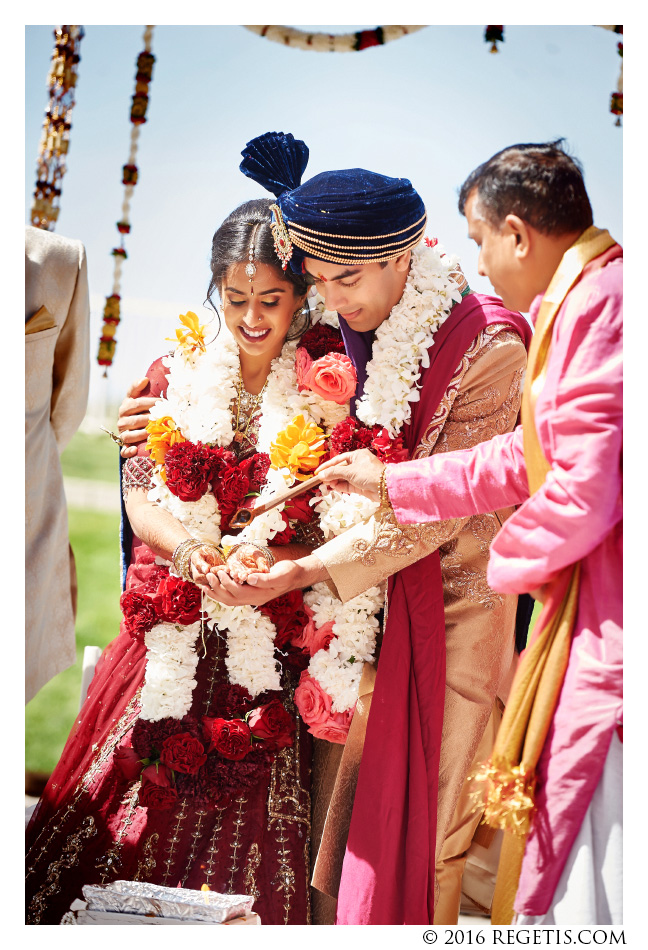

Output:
xmin=226 ymin=796 xmax=248 ymax=893
xmin=96 ymin=781 xmax=141 ymax=883
xmin=303 ymin=836 xmax=312 ymax=926
xmin=26 ymin=692 xmax=141 ymax=879
xmin=27 ymin=816 xmax=97 ymax=924
xmin=243 ymin=842 xmax=262 ymax=901
xmin=161 ymin=799 xmax=190 ymax=886
xmin=266 ymin=688 xmax=311 ymax=924
xmin=177 ymin=809 xmax=209 ymax=886
xmin=202 ymin=806 xmax=226 ymax=886
xmin=134 ymin=832 xmax=160 ymax=881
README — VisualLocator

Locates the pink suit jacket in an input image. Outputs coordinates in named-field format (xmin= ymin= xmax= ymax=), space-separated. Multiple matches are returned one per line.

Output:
xmin=386 ymin=248 xmax=623 ymax=915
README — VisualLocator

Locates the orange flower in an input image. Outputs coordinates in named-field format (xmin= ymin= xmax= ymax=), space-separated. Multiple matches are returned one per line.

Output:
xmin=145 ymin=415 xmax=186 ymax=474
xmin=270 ymin=414 xmax=327 ymax=481
xmin=166 ymin=311 xmax=208 ymax=354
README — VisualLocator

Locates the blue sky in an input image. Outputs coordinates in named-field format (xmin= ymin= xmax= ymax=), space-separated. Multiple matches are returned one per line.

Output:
xmin=25 ymin=23 xmax=623 ymax=409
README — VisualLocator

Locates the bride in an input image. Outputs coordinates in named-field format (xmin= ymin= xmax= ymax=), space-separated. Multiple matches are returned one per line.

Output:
xmin=25 ymin=194 xmax=382 ymax=925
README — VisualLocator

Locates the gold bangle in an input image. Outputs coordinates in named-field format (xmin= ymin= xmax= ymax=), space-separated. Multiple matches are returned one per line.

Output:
xmin=172 ymin=538 xmax=224 ymax=584
xmin=378 ymin=467 xmax=391 ymax=509
xmin=227 ymin=541 xmax=276 ymax=568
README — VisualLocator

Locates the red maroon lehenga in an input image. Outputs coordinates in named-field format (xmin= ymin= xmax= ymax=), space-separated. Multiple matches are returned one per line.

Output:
xmin=25 ymin=359 xmax=314 ymax=926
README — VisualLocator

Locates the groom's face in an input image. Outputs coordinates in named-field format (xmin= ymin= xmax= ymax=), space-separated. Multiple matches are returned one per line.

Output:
xmin=304 ymin=254 xmax=411 ymax=333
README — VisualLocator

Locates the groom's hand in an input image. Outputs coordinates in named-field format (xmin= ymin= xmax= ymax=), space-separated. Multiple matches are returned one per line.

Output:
xmin=117 ymin=377 xmax=155 ymax=458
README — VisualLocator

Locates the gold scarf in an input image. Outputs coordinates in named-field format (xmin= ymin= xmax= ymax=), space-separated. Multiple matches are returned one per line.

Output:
xmin=470 ymin=226 xmax=617 ymax=923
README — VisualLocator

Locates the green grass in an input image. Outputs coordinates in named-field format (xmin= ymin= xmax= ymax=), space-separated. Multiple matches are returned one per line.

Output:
xmin=61 ymin=429 xmax=121 ymax=484
xmin=25 ymin=506 xmax=123 ymax=774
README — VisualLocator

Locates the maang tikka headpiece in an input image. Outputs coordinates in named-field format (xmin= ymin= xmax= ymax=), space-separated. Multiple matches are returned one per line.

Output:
xmin=245 ymin=222 xmax=260 ymax=292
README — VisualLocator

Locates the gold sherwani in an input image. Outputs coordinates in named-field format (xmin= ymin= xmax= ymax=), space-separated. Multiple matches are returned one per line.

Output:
xmin=311 ymin=324 xmax=527 ymax=922
xmin=25 ymin=227 xmax=90 ymax=702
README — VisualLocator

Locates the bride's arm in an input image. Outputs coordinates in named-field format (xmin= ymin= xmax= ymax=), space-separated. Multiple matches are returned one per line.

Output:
xmin=125 ymin=487 xmax=224 ymax=584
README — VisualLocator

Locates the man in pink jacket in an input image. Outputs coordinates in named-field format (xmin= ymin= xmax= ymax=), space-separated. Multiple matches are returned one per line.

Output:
xmin=317 ymin=140 xmax=622 ymax=925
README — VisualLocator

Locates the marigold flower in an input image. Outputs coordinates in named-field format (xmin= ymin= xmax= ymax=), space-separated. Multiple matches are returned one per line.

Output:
xmin=167 ymin=311 xmax=208 ymax=354
xmin=146 ymin=415 xmax=186 ymax=472
xmin=270 ymin=414 xmax=327 ymax=481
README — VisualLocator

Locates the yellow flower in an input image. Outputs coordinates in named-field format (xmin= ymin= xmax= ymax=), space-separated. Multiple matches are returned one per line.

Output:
xmin=145 ymin=415 xmax=186 ymax=474
xmin=270 ymin=414 xmax=327 ymax=481
xmin=166 ymin=311 xmax=208 ymax=354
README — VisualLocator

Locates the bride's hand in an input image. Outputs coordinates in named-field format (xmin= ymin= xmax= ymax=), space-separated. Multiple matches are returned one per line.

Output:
xmin=189 ymin=544 xmax=227 ymax=588
xmin=225 ymin=543 xmax=272 ymax=585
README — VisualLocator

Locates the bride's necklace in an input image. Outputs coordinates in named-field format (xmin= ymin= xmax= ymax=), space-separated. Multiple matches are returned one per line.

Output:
xmin=233 ymin=370 xmax=268 ymax=447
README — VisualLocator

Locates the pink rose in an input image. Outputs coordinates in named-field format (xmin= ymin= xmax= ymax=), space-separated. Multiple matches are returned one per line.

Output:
xmin=291 ymin=617 xmax=335 ymax=657
xmin=303 ymin=353 xmax=357 ymax=404
xmin=294 ymin=671 xmax=354 ymax=744
xmin=295 ymin=346 xmax=314 ymax=390
xmin=294 ymin=671 xmax=331 ymax=726
xmin=309 ymin=711 xmax=354 ymax=744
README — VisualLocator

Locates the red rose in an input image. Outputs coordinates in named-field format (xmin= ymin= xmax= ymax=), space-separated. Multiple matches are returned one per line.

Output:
xmin=152 ymin=572 xmax=202 ymax=625
xmin=259 ymin=590 xmax=310 ymax=649
xmin=120 ymin=588 xmax=159 ymax=640
xmin=239 ymin=452 xmax=271 ymax=493
xmin=247 ymin=700 xmax=295 ymax=751
xmin=138 ymin=762 xmax=178 ymax=810
xmin=113 ymin=743 xmax=145 ymax=781
xmin=299 ymin=324 xmax=346 ymax=361
xmin=284 ymin=488 xmax=318 ymax=525
xmin=165 ymin=440 xmax=216 ymax=501
xmin=202 ymin=717 xmax=252 ymax=761
xmin=214 ymin=466 xmax=250 ymax=523
xmin=160 ymin=731 xmax=207 ymax=774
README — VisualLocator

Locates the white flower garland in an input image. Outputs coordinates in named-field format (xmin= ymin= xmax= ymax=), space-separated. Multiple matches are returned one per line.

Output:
xmin=139 ymin=621 xmax=202 ymax=722
xmin=355 ymin=242 xmax=464 ymax=436
xmin=304 ymin=584 xmax=383 ymax=713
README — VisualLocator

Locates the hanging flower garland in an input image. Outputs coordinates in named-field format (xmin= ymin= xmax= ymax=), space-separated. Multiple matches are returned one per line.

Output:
xmin=597 ymin=26 xmax=623 ymax=126
xmin=484 ymin=26 xmax=504 ymax=53
xmin=31 ymin=26 xmax=84 ymax=231
xmin=244 ymin=25 xmax=425 ymax=52
xmin=97 ymin=26 xmax=155 ymax=373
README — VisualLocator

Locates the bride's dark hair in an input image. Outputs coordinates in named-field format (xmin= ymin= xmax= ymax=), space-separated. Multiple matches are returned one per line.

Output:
xmin=205 ymin=198 xmax=311 ymax=338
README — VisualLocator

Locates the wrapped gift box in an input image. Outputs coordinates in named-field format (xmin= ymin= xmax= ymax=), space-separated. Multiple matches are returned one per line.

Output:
xmin=61 ymin=881 xmax=260 ymax=925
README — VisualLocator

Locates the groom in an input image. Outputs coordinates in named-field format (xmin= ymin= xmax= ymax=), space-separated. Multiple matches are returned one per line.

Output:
xmin=116 ymin=131 xmax=530 ymax=924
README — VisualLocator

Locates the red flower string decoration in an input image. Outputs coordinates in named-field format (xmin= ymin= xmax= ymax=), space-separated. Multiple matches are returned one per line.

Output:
xmin=97 ymin=26 xmax=155 ymax=372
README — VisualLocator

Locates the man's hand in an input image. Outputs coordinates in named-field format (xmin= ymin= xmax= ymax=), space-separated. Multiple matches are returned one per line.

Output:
xmin=203 ymin=554 xmax=329 ymax=606
xmin=317 ymin=449 xmax=385 ymax=502
xmin=117 ymin=377 xmax=155 ymax=458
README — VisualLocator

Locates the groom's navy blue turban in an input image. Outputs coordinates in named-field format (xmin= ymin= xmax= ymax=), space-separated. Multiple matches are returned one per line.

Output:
xmin=240 ymin=131 xmax=427 ymax=272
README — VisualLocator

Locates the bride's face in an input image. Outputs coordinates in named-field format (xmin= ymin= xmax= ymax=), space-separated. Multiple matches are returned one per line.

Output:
xmin=221 ymin=262 xmax=304 ymax=361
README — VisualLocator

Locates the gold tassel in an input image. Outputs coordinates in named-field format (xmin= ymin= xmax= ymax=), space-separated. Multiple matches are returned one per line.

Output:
xmin=468 ymin=759 xmax=536 ymax=836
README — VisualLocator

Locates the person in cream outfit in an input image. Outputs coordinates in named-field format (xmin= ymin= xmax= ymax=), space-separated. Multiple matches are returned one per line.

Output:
xmin=25 ymin=226 xmax=90 ymax=703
